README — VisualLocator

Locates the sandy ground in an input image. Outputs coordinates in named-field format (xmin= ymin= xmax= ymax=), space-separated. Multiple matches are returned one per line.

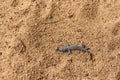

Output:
xmin=0 ymin=0 xmax=120 ymax=80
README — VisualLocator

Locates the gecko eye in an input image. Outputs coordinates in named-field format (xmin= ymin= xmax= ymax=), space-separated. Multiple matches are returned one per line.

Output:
xmin=87 ymin=48 xmax=90 ymax=50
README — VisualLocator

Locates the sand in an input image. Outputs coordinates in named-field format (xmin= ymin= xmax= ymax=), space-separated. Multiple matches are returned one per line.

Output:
xmin=0 ymin=0 xmax=120 ymax=80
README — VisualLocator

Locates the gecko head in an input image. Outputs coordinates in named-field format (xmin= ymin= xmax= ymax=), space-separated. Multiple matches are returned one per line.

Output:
xmin=56 ymin=47 xmax=67 ymax=52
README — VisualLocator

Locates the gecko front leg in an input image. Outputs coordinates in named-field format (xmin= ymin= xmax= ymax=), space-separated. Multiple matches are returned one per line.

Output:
xmin=67 ymin=48 xmax=71 ymax=55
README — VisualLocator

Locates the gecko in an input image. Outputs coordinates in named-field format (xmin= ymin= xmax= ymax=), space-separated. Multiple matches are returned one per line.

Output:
xmin=56 ymin=44 xmax=92 ymax=60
